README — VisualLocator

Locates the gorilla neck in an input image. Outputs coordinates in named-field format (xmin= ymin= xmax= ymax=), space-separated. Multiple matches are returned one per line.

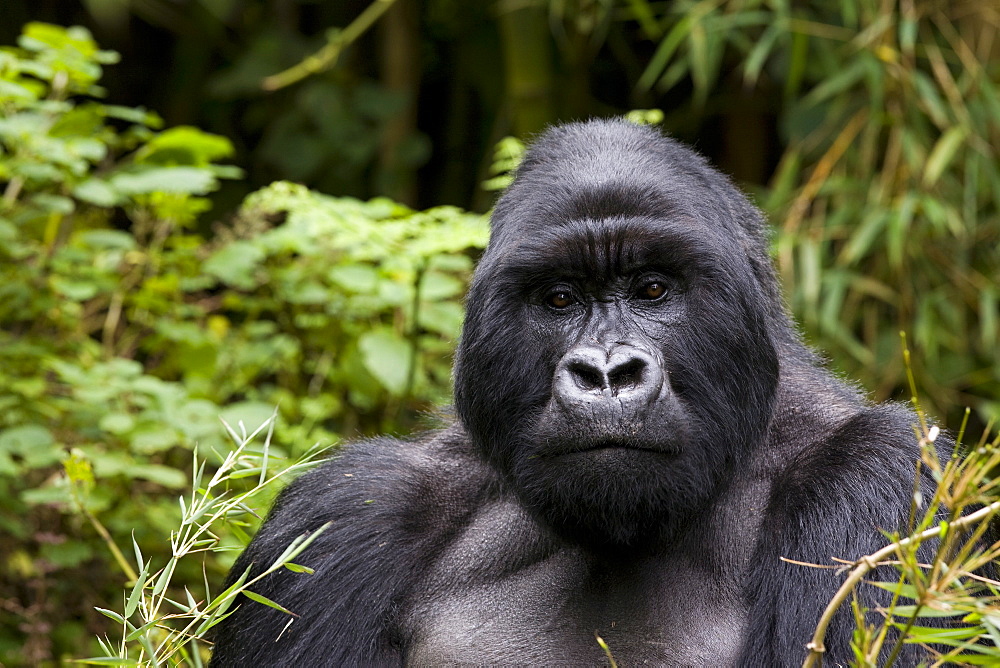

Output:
xmin=535 ymin=504 xmax=703 ymax=553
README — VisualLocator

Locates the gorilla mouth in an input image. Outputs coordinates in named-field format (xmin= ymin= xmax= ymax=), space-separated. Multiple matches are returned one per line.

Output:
xmin=555 ymin=437 xmax=678 ymax=457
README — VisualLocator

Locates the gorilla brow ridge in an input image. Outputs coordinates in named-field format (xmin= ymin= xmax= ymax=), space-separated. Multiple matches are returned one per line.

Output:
xmin=502 ymin=216 xmax=716 ymax=288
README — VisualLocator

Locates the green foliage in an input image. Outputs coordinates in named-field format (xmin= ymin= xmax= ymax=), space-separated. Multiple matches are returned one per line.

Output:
xmin=481 ymin=135 xmax=526 ymax=192
xmin=209 ymin=181 xmax=486 ymax=417
xmin=0 ymin=23 xmax=486 ymax=663
xmin=629 ymin=0 xmax=1000 ymax=429
xmin=758 ymin=1 xmax=1000 ymax=430
xmin=0 ymin=23 xmax=238 ymax=229
xmin=81 ymin=414 xmax=328 ymax=666
xmin=803 ymin=417 xmax=1000 ymax=667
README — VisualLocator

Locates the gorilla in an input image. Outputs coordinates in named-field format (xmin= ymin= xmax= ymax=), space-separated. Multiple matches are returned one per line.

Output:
xmin=210 ymin=119 xmax=937 ymax=666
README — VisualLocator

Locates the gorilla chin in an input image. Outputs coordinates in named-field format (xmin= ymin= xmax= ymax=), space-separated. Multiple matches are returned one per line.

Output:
xmin=512 ymin=444 xmax=716 ymax=548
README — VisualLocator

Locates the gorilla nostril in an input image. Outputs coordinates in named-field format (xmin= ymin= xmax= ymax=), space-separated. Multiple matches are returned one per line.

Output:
xmin=607 ymin=358 xmax=646 ymax=391
xmin=568 ymin=361 xmax=605 ymax=391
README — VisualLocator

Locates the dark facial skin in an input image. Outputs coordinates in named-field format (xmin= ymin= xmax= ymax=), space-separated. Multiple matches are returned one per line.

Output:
xmin=456 ymin=200 xmax=778 ymax=548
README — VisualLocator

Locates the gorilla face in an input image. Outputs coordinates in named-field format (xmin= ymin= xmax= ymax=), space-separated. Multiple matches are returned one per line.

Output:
xmin=454 ymin=121 xmax=781 ymax=547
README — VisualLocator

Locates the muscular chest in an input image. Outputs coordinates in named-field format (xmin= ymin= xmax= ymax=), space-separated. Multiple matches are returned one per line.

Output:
xmin=399 ymin=500 xmax=753 ymax=666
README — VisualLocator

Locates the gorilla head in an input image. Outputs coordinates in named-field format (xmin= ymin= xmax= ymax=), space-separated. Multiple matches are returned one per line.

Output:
xmin=454 ymin=120 xmax=783 ymax=546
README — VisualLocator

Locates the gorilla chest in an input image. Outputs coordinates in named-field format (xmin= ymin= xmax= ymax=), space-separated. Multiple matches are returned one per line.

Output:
xmin=401 ymin=506 xmax=750 ymax=666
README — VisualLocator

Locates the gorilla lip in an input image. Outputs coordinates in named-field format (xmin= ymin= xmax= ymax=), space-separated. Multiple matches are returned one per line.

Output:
xmin=552 ymin=438 xmax=677 ymax=456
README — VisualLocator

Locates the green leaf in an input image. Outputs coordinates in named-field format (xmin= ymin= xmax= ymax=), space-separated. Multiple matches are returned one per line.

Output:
xmin=137 ymin=125 xmax=235 ymax=166
xmin=130 ymin=424 xmax=178 ymax=454
xmin=923 ymin=126 xmax=968 ymax=187
xmin=242 ymin=590 xmax=296 ymax=616
xmin=102 ymin=104 xmax=162 ymax=126
xmin=125 ymin=559 xmax=150 ymax=618
xmin=99 ymin=413 xmax=136 ymax=435
xmin=130 ymin=464 xmax=187 ymax=489
xmin=868 ymin=581 xmax=920 ymax=599
xmin=0 ymin=79 xmax=39 ymax=102
xmin=283 ymin=562 xmax=314 ymax=574
xmin=743 ymin=22 xmax=781 ymax=87
xmin=73 ymin=179 xmax=122 ymax=207
xmin=76 ymin=658 xmax=141 ymax=666
xmin=838 ymin=210 xmax=889 ymax=266
xmin=31 ymin=193 xmax=75 ymax=214
xmin=899 ymin=624 xmax=983 ymax=646
xmin=802 ymin=59 xmax=867 ymax=107
xmin=264 ymin=522 xmax=331 ymax=575
xmin=888 ymin=605 xmax=964 ymax=618
xmin=109 ymin=166 xmax=218 ymax=195
xmin=419 ymin=271 xmax=464 ymax=300
xmin=203 ymin=241 xmax=266 ymax=290
xmin=358 ymin=328 xmax=412 ymax=395
xmin=94 ymin=607 xmax=127 ymax=625
xmin=1 ymin=425 xmax=61 ymax=468
xmin=328 ymin=264 xmax=379 ymax=294
xmin=49 ymin=276 xmax=99 ymax=301
xmin=0 ymin=424 xmax=55 ymax=453
xmin=418 ymin=301 xmax=464 ymax=338
xmin=637 ymin=11 xmax=694 ymax=91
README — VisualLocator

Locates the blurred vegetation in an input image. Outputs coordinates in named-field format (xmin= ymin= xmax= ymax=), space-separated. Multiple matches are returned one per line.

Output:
xmin=0 ymin=0 xmax=997 ymax=663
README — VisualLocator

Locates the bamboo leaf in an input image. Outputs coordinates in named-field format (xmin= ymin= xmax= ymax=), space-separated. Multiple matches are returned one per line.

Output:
xmin=743 ymin=23 xmax=781 ymax=87
xmin=923 ymin=126 xmax=968 ymax=187
xmin=242 ymin=590 xmax=296 ymax=616
xmin=801 ymin=59 xmax=867 ymax=107
xmin=283 ymin=562 xmax=315 ymax=574
xmin=637 ymin=12 xmax=695 ymax=91
xmin=264 ymin=522 xmax=331 ymax=575
xmin=124 ymin=560 xmax=150 ymax=619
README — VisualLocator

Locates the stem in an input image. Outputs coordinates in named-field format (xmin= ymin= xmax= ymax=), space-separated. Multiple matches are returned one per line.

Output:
xmin=595 ymin=632 xmax=618 ymax=668
xmin=882 ymin=607 xmax=919 ymax=668
xmin=80 ymin=501 xmax=138 ymax=582
xmin=262 ymin=0 xmax=399 ymax=91
xmin=2 ymin=177 xmax=23 ymax=207
xmin=66 ymin=466 xmax=138 ymax=582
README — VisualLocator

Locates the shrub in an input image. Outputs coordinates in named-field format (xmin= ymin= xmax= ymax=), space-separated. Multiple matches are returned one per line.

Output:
xmin=0 ymin=23 xmax=486 ymax=662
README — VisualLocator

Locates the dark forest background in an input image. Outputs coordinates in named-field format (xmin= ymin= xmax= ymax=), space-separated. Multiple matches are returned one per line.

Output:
xmin=3 ymin=0 xmax=787 ymax=211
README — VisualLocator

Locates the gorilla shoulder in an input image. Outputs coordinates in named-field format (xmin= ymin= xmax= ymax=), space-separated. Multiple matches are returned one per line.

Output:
xmin=208 ymin=427 xmax=499 ymax=666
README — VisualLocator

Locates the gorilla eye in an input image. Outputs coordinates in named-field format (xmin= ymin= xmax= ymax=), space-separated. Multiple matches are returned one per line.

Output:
xmin=639 ymin=281 xmax=667 ymax=300
xmin=546 ymin=290 xmax=575 ymax=309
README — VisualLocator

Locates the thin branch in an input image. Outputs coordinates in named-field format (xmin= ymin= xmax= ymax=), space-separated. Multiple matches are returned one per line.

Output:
xmin=801 ymin=500 xmax=1000 ymax=667
xmin=261 ymin=0 xmax=400 ymax=91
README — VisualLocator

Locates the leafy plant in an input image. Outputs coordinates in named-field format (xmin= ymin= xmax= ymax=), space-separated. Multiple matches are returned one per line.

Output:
xmin=802 ymin=385 xmax=1000 ymax=666
xmin=79 ymin=414 xmax=329 ymax=667
xmin=0 ymin=23 xmax=486 ymax=663
xmin=626 ymin=0 xmax=1000 ymax=430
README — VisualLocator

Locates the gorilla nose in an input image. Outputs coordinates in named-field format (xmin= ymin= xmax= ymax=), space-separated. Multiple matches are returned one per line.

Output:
xmin=555 ymin=346 xmax=663 ymax=409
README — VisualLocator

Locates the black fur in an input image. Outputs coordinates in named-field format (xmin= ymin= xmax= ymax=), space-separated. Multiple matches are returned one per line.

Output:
xmin=210 ymin=119 xmax=938 ymax=666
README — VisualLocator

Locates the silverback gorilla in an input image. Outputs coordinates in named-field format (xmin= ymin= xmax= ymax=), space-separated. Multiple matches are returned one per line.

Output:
xmin=211 ymin=119 xmax=937 ymax=666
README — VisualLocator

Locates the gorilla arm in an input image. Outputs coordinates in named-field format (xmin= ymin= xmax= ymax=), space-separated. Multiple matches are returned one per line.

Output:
xmin=208 ymin=426 xmax=487 ymax=666
xmin=739 ymin=402 xmax=940 ymax=666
